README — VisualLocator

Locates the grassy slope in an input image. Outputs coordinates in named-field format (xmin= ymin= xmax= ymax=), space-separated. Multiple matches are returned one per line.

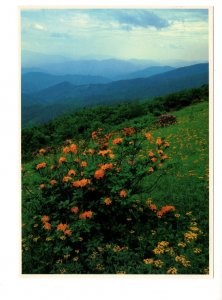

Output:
xmin=22 ymin=101 xmax=209 ymax=273
xmin=24 ymin=101 xmax=209 ymax=217
xmin=144 ymin=101 xmax=209 ymax=229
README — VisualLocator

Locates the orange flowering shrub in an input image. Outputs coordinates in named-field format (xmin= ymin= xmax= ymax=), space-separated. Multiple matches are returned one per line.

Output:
xmin=22 ymin=126 xmax=207 ymax=275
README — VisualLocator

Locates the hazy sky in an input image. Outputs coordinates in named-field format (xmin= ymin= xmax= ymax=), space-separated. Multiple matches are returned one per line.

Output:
xmin=21 ymin=9 xmax=209 ymax=62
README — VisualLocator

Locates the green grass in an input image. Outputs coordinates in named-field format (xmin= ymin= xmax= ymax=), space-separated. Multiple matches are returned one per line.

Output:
xmin=143 ymin=101 xmax=209 ymax=237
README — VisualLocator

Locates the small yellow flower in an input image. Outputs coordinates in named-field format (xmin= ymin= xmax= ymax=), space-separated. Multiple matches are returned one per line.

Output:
xmin=175 ymin=255 xmax=191 ymax=267
xmin=158 ymin=241 xmax=169 ymax=247
xmin=59 ymin=235 xmax=66 ymax=240
xmin=189 ymin=227 xmax=199 ymax=231
xmin=193 ymin=248 xmax=202 ymax=254
xmin=56 ymin=259 xmax=63 ymax=264
xmin=153 ymin=247 xmax=164 ymax=255
xmin=73 ymin=256 xmax=79 ymax=262
xmin=33 ymin=236 xmax=40 ymax=242
xmin=186 ymin=211 xmax=192 ymax=216
xmin=154 ymin=260 xmax=164 ymax=268
xmin=96 ymin=264 xmax=105 ymax=271
xmin=33 ymin=223 xmax=38 ymax=228
xmin=178 ymin=242 xmax=186 ymax=248
xmin=60 ymin=268 xmax=67 ymax=274
xmin=184 ymin=231 xmax=198 ymax=242
xmin=167 ymin=267 xmax=178 ymax=274
xmin=144 ymin=258 xmax=154 ymax=265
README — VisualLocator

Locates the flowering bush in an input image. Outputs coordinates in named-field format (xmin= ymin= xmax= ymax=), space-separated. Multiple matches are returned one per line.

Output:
xmin=22 ymin=127 xmax=207 ymax=274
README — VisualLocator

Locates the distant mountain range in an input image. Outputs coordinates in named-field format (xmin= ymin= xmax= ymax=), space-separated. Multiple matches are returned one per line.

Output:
xmin=22 ymin=72 xmax=111 ymax=93
xmin=115 ymin=66 xmax=175 ymax=80
xmin=22 ymin=63 xmax=209 ymax=127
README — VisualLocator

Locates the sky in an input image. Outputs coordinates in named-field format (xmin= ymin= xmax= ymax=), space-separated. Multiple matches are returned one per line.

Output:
xmin=21 ymin=9 xmax=209 ymax=63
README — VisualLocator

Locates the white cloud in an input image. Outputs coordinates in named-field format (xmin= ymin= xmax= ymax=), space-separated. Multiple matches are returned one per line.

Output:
xmin=33 ymin=23 xmax=46 ymax=31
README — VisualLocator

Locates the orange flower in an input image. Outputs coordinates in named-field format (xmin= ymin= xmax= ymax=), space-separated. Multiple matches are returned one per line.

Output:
xmin=151 ymin=157 xmax=157 ymax=163
xmin=161 ymin=155 xmax=168 ymax=161
xmin=71 ymin=206 xmax=79 ymax=214
xmin=148 ymin=167 xmax=154 ymax=174
xmin=81 ymin=161 xmax=88 ymax=167
xmin=85 ymin=211 xmax=93 ymax=218
xmin=157 ymin=205 xmax=176 ymax=218
xmin=57 ymin=223 xmax=68 ymax=231
xmin=59 ymin=157 xmax=67 ymax=164
xmin=63 ymin=176 xmax=72 ymax=183
xmin=79 ymin=211 xmax=93 ymax=219
xmin=148 ymin=151 xmax=154 ymax=157
xmin=109 ymin=153 xmax=115 ymax=159
xmin=104 ymin=197 xmax=112 ymax=205
xmin=73 ymin=179 xmax=91 ymax=188
xmin=39 ymin=148 xmax=46 ymax=154
xmin=123 ymin=127 xmax=135 ymax=136
xmin=68 ymin=169 xmax=76 ymax=176
xmin=149 ymin=204 xmax=157 ymax=211
xmin=100 ymin=163 xmax=113 ymax=170
xmin=156 ymin=137 xmax=162 ymax=146
xmin=70 ymin=144 xmax=77 ymax=154
xmin=112 ymin=137 xmax=123 ymax=145
xmin=157 ymin=150 xmax=164 ymax=155
xmin=145 ymin=133 xmax=152 ymax=141
xmin=50 ymin=179 xmax=57 ymax=185
xmin=44 ymin=222 xmax=51 ymax=230
xmin=64 ymin=229 xmax=72 ymax=236
xmin=63 ymin=146 xmax=70 ymax=154
xmin=98 ymin=149 xmax=112 ymax=156
xmin=164 ymin=142 xmax=170 ymax=148
xmin=39 ymin=184 xmax=45 ymax=189
xmin=94 ymin=169 xmax=105 ymax=179
xmin=88 ymin=148 xmax=95 ymax=155
xmin=119 ymin=190 xmax=127 ymax=198
xmin=36 ymin=162 xmax=46 ymax=170
xmin=92 ymin=131 xmax=97 ymax=139
xmin=41 ymin=215 xmax=49 ymax=223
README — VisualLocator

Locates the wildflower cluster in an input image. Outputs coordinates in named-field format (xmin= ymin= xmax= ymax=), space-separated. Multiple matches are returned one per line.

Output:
xmin=22 ymin=127 xmax=207 ymax=274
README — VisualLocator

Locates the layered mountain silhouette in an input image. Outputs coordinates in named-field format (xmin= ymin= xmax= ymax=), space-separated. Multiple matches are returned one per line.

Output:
xmin=22 ymin=63 xmax=208 ymax=127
